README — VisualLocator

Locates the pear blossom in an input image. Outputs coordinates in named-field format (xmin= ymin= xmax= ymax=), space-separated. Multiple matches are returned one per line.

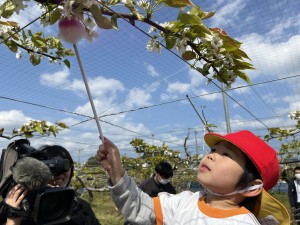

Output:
xmin=61 ymin=0 xmax=74 ymax=20
xmin=83 ymin=0 xmax=99 ymax=8
xmin=121 ymin=0 xmax=132 ymax=4
xmin=148 ymin=26 xmax=156 ymax=33
xmin=211 ymin=34 xmax=223 ymax=51
xmin=137 ymin=0 xmax=150 ymax=9
xmin=85 ymin=29 xmax=98 ymax=42
xmin=16 ymin=49 xmax=22 ymax=59
xmin=146 ymin=37 xmax=161 ymax=54
xmin=176 ymin=36 xmax=189 ymax=54
xmin=14 ymin=1 xmax=28 ymax=15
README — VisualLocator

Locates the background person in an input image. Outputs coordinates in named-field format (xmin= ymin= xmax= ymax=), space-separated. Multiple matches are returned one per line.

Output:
xmin=96 ymin=130 xmax=290 ymax=225
xmin=138 ymin=161 xmax=176 ymax=197
xmin=0 ymin=145 xmax=101 ymax=225
xmin=288 ymin=166 xmax=300 ymax=224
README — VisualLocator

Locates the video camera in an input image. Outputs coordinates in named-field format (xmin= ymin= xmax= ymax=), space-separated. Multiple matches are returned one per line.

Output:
xmin=0 ymin=139 xmax=75 ymax=225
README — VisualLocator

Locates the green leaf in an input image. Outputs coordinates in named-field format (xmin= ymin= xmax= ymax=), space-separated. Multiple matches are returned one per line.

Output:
xmin=159 ymin=0 xmax=194 ymax=8
xmin=0 ymin=0 xmax=16 ymax=18
xmin=233 ymin=59 xmax=255 ymax=70
xmin=63 ymin=59 xmax=71 ymax=69
xmin=90 ymin=5 xmax=113 ymax=29
xmin=29 ymin=53 xmax=41 ymax=66
xmin=196 ymin=66 xmax=209 ymax=76
xmin=5 ymin=40 xmax=18 ymax=52
xmin=111 ymin=13 xmax=118 ymax=30
xmin=49 ymin=8 xmax=61 ymax=25
xmin=178 ymin=13 xmax=201 ymax=25
xmin=219 ymin=35 xmax=241 ymax=52
xmin=31 ymin=35 xmax=46 ymax=47
xmin=56 ymin=121 xmax=69 ymax=129
xmin=165 ymin=36 xmax=177 ymax=49
xmin=190 ymin=24 xmax=211 ymax=37
xmin=0 ymin=20 xmax=18 ymax=27
xmin=203 ymin=62 xmax=212 ymax=71
xmin=189 ymin=6 xmax=215 ymax=20
xmin=182 ymin=50 xmax=196 ymax=60
xmin=234 ymin=70 xmax=251 ymax=84
xmin=232 ymin=48 xmax=251 ymax=60
xmin=34 ymin=124 xmax=44 ymax=134
xmin=28 ymin=29 xmax=33 ymax=36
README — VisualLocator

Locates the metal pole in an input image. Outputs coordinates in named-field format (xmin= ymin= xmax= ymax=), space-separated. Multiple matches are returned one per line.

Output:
xmin=73 ymin=44 xmax=104 ymax=143
xmin=221 ymin=83 xmax=231 ymax=133
xmin=194 ymin=130 xmax=199 ymax=155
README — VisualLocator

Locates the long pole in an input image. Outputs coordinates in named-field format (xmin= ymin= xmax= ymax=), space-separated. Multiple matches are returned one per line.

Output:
xmin=194 ymin=130 xmax=199 ymax=155
xmin=221 ymin=83 xmax=231 ymax=133
xmin=73 ymin=44 xmax=104 ymax=143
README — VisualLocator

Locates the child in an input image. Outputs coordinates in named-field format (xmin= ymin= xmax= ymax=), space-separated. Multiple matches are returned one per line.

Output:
xmin=96 ymin=130 xmax=290 ymax=225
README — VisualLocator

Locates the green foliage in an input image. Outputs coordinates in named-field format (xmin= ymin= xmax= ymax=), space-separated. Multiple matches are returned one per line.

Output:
xmin=265 ymin=111 xmax=300 ymax=163
xmin=0 ymin=0 xmax=254 ymax=87
xmin=0 ymin=120 xmax=68 ymax=139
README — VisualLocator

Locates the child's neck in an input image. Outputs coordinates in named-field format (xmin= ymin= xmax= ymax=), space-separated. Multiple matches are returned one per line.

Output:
xmin=204 ymin=193 xmax=243 ymax=210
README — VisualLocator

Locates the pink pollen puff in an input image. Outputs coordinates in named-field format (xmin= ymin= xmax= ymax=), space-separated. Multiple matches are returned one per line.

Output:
xmin=58 ymin=18 xmax=85 ymax=44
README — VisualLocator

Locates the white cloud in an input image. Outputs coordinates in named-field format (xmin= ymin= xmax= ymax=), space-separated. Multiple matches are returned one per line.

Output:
xmin=0 ymin=110 xmax=32 ymax=129
xmin=40 ymin=67 xmax=70 ymax=87
xmin=147 ymin=64 xmax=160 ymax=77
xmin=40 ymin=67 xmax=125 ymax=98
xmin=210 ymin=0 xmax=247 ymax=27
xmin=240 ymin=33 xmax=300 ymax=80
xmin=125 ymin=88 xmax=152 ymax=108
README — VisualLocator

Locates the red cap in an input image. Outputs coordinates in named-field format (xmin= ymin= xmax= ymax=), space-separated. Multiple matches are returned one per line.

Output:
xmin=204 ymin=130 xmax=279 ymax=191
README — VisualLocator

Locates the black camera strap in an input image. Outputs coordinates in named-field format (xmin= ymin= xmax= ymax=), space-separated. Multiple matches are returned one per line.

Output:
xmin=3 ymin=201 xmax=31 ymax=218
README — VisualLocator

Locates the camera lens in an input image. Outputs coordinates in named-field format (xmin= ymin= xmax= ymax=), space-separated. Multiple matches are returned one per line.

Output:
xmin=34 ymin=187 xmax=75 ymax=225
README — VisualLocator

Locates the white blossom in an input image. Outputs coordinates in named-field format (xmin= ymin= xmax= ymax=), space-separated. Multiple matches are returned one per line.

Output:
xmin=121 ymin=0 xmax=132 ymax=4
xmin=137 ymin=0 xmax=150 ymax=9
xmin=85 ymin=29 xmax=98 ymax=42
xmin=40 ymin=17 xmax=51 ymax=28
xmin=14 ymin=1 xmax=28 ymax=15
xmin=211 ymin=34 xmax=223 ymax=51
xmin=164 ymin=150 xmax=173 ymax=156
xmin=176 ymin=36 xmax=189 ymax=54
xmin=148 ymin=26 xmax=156 ymax=33
xmin=62 ymin=0 xmax=74 ymax=19
xmin=146 ymin=37 xmax=161 ymax=54
xmin=16 ymin=49 xmax=22 ymax=59
xmin=83 ymin=0 xmax=99 ymax=8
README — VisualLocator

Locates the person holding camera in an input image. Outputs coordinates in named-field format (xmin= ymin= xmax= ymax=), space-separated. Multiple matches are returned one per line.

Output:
xmin=0 ymin=145 xmax=101 ymax=225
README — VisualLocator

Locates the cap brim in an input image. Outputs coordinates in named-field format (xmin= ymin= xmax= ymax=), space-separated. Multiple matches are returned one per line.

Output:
xmin=204 ymin=133 xmax=228 ymax=148
xmin=257 ymin=189 xmax=290 ymax=225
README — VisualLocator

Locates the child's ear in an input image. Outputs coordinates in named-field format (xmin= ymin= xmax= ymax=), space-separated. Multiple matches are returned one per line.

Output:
xmin=241 ymin=179 xmax=263 ymax=197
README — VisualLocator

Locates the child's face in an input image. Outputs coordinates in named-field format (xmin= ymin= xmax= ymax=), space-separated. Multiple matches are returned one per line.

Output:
xmin=197 ymin=141 xmax=246 ymax=194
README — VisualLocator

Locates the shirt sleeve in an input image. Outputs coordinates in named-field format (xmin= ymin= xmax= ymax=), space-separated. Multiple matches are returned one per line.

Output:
xmin=109 ymin=172 xmax=156 ymax=225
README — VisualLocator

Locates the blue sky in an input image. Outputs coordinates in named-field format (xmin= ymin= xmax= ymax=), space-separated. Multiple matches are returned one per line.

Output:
xmin=0 ymin=0 xmax=300 ymax=163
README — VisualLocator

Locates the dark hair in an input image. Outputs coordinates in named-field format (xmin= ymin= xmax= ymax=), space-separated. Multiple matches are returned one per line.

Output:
xmin=38 ymin=145 xmax=74 ymax=186
xmin=235 ymin=155 xmax=262 ymax=214
xmin=294 ymin=166 xmax=300 ymax=172
xmin=155 ymin=161 xmax=173 ymax=179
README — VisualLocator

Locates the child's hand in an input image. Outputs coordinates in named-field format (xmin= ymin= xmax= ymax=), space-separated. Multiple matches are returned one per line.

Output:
xmin=96 ymin=137 xmax=125 ymax=185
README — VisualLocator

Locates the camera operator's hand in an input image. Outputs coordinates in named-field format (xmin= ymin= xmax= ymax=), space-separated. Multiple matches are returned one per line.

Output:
xmin=5 ymin=184 xmax=27 ymax=209
xmin=96 ymin=137 xmax=125 ymax=185
xmin=4 ymin=184 xmax=28 ymax=225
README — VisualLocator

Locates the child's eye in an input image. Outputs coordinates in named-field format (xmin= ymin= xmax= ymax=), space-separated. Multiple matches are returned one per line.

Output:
xmin=210 ymin=148 xmax=216 ymax=153
xmin=222 ymin=152 xmax=232 ymax=158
